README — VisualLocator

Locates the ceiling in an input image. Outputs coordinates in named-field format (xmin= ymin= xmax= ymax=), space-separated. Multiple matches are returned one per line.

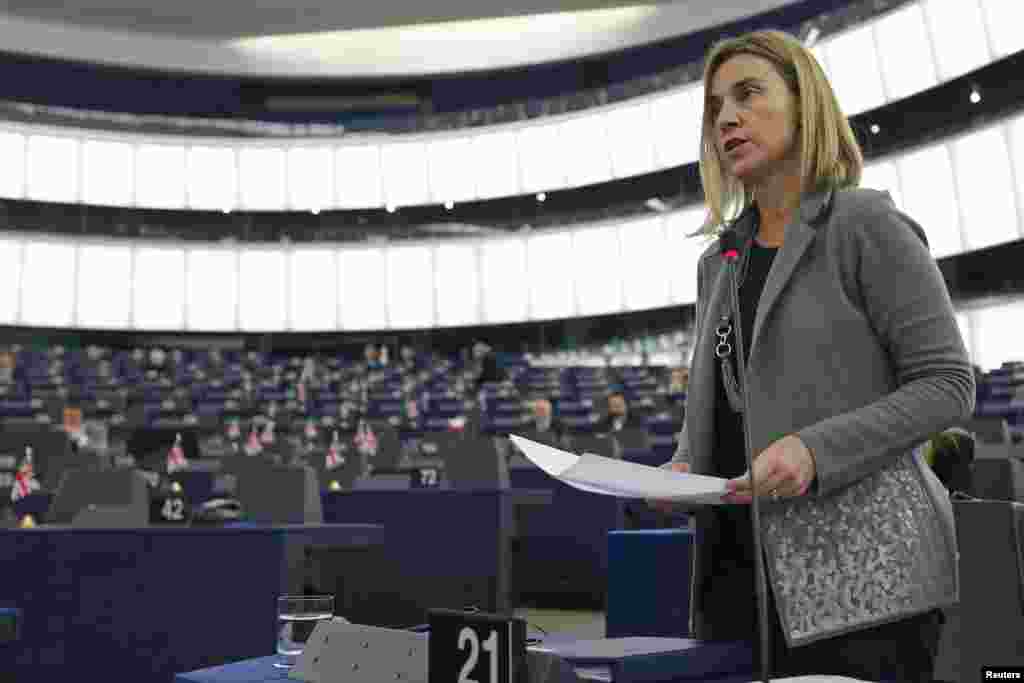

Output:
xmin=0 ymin=0 xmax=675 ymax=39
xmin=0 ymin=0 xmax=802 ymax=78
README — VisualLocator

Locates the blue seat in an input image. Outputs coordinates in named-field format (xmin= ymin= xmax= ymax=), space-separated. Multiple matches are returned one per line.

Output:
xmin=0 ymin=401 xmax=35 ymax=418
xmin=195 ymin=402 xmax=225 ymax=418
xmin=556 ymin=399 xmax=594 ymax=415
xmin=647 ymin=433 xmax=676 ymax=449
xmin=621 ymin=447 xmax=660 ymax=468
xmin=607 ymin=529 xmax=692 ymax=638
xmin=561 ymin=414 xmax=598 ymax=433
xmin=423 ymin=415 xmax=464 ymax=431
xmin=483 ymin=414 xmax=529 ymax=435
xmin=257 ymin=389 xmax=288 ymax=402
xmin=977 ymin=400 xmax=1012 ymax=416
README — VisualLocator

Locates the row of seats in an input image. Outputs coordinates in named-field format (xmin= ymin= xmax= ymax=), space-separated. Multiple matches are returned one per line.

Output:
xmin=975 ymin=363 xmax=1024 ymax=431
xmin=0 ymin=345 xmax=688 ymax=435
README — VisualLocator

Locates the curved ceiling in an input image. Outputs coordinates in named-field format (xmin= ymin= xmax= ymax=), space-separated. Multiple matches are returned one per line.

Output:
xmin=0 ymin=0 xmax=800 ymax=78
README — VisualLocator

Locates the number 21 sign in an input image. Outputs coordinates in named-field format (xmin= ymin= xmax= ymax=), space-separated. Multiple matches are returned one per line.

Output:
xmin=427 ymin=608 xmax=527 ymax=683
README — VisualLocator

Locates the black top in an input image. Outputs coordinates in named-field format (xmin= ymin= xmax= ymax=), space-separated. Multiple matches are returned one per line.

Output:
xmin=706 ymin=235 xmax=779 ymax=640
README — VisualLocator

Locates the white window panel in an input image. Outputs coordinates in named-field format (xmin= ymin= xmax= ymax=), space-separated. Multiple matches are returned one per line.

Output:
xmin=897 ymin=143 xmax=963 ymax=259
xmin=287 ymin=146 xmax=333 ymax=211
xmin=0 ymin=132 xmax=25 ymax=199
xmin=953 ymin=127 xmax=1019 ymax=252
xmin=290 ymin=248 xmax=337 ymax=331
xmin=981 ymin=0 xmax=1024 ymax=58
xmin=605 ymin=102 xmax=655 ymax=179
xmin=81 ymin=140 xmax=133 ymax=207
xmin=559 ymin=115 xmax=612 ymax=189
xmin=336 ymin=145 xmax=383 ymax=209
xmin=923 ymin=0 xmax=991 ymax=81
xmin=435 ymin=242 xmax=480 ymax=327
xmin=21 ymin=241 xmax=75 ymax=327
xmin=76 ymin=244 xmax=131 ymax=328
xmin=187 ymin=146 xmax=236 ymax=211
xmin=381 ymin=141 xmax=430 ymax=207
xmin=238 ymin=249 xmax=286 ymax=331
xmin=239 ymin=147 xmax=287 ymax=211
xmin=955 ymin=311 xmax=973 ymax=365
xmin=861 ymin=160 xmax=903 ymax=210
xmin=517 ymin=124 xmax=565 ymax=193
xmin=0 ymin=237 xmax=21 ymax=323
xmin=527 ymin=231 xmax=574 ymax=321
xmin=186 ymin=248 xmax=237 ymax=331
xmin=973 ymin=300 xmax=1024 ymax=371
xmin=472 ymin=131 xmax=519 ymax=200
xmin=427 ymin=137 xmax=476 ymax=204
xmin=133 ymin=247 xmax=185 ymax=330
xmin=26 ymin=135 xmax=79 ymax=204
xmin=386 ymin=245 xmax=434 ymax=329
xmin=572 ymin=226 xmax=622 ymax=317
xmin=665 ymin=207 xmax=706 ymax=305
xmin=618 ymin=216 xmax=671 ymax=311
xmin=825 ymin=25 xmax=886 ymax=115
xmin=338 ymin=248 xmax=387 ymax=330
xmin=1007 ymin=115 xmax=1024 ymax=246
xmin=135 ymin=144 xmax=186 ymax=209
xmin=480 ymin=238 xmax=528 ymax=324
xmin=650 ymin=87 xmax=701 ymax=169
xmin=874 ymin=4 xmax=938 ymax=103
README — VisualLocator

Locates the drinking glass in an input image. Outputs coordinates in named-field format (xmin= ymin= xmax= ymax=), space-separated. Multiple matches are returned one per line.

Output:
xmin=274 ymin=595 xmax=334 ymax=669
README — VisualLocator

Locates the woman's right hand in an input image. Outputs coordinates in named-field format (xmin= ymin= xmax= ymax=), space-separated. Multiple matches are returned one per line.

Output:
xmin=647 ymin=462 xmax=690 ymax=514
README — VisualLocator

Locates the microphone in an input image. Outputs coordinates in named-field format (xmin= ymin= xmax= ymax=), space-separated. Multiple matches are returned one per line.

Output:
xmin=720 ymin=228 xmax=772 ymax=683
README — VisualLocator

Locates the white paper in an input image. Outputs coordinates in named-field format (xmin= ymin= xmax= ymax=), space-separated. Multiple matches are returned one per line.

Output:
xmin=509 ymin=435 xmax=729 ymax=505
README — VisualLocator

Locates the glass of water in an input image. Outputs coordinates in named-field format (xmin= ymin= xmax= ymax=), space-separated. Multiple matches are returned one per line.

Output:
xmin=274 ymin=595 xmax=334 ymax=669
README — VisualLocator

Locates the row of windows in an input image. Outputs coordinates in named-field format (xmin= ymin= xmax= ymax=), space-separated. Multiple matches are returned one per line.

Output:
xmin=0 ymin=0 xmax=1015 ymax=211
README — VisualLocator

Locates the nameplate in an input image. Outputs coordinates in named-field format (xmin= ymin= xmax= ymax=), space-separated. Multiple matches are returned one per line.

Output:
xmin=149 ymin=491 xmax=189 ymax=525
xmin=412 ymin=467 xmax=443 ymax=489
xmin=428 ymin=608 xmax=526 ymax=683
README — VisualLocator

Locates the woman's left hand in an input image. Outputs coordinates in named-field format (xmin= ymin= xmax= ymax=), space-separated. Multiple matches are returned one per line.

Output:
xmin=724 ymin=434 xmax=816 ymax=503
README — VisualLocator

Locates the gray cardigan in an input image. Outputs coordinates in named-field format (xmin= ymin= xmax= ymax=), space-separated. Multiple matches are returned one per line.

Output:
xmin=668 ymin=186 xmax=975 ymax=645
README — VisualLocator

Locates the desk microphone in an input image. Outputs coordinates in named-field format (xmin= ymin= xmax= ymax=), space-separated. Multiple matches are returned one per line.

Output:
xmin=720 ymin=229 xmax=771 ymax=683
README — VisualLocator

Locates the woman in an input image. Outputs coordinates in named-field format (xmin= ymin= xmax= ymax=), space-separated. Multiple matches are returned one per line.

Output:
xmin=651 ymin=30 xmax=974 ymax=681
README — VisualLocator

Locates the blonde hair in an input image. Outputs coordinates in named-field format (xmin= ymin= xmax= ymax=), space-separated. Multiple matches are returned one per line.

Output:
xmin=696 ymin=30 xmax=863 ymax=235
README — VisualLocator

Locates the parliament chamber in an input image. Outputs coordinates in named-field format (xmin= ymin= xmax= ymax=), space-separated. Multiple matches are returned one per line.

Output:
xmin=2 ymin=0 xmax=1024 ymax=680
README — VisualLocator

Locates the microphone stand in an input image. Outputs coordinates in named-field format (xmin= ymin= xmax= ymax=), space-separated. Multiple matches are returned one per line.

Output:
xmin=722 ymin=234 xmax=772 ymax=683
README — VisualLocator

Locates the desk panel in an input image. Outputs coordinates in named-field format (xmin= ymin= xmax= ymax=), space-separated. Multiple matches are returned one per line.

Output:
xmin=509 ymin=463 xmax=624 ymax=607
xmin=322 ymin=489 xmax=514 ymax=625
xmin=0 ymin=524 xmax=380 ymax=683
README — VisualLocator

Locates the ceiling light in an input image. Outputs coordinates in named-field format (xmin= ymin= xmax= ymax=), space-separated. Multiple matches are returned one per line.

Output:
xmin=536 ymin=193 xmax=546 ymax=202
xmin=419 ymin=223 xmax=501 ymax=235
xmin=870 ymin=124 xmax=880 ymax=134
xmin=803 ymin=26 xmax=821 ymax=48
xmin=969 ymin=87 xmax=981 ymax=104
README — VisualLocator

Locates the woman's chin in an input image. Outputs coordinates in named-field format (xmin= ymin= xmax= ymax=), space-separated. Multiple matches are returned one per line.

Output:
xmin=730 ymin=162 xmax=766 ymax=186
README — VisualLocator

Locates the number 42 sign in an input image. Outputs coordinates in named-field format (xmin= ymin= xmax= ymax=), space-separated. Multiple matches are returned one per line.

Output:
xmin=427 ymin=608 xmax=527 ymax=683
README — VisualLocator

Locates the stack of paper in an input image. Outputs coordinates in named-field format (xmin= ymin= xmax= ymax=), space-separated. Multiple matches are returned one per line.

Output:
xmin=508 ymin=435 xmax=729 ymax=505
